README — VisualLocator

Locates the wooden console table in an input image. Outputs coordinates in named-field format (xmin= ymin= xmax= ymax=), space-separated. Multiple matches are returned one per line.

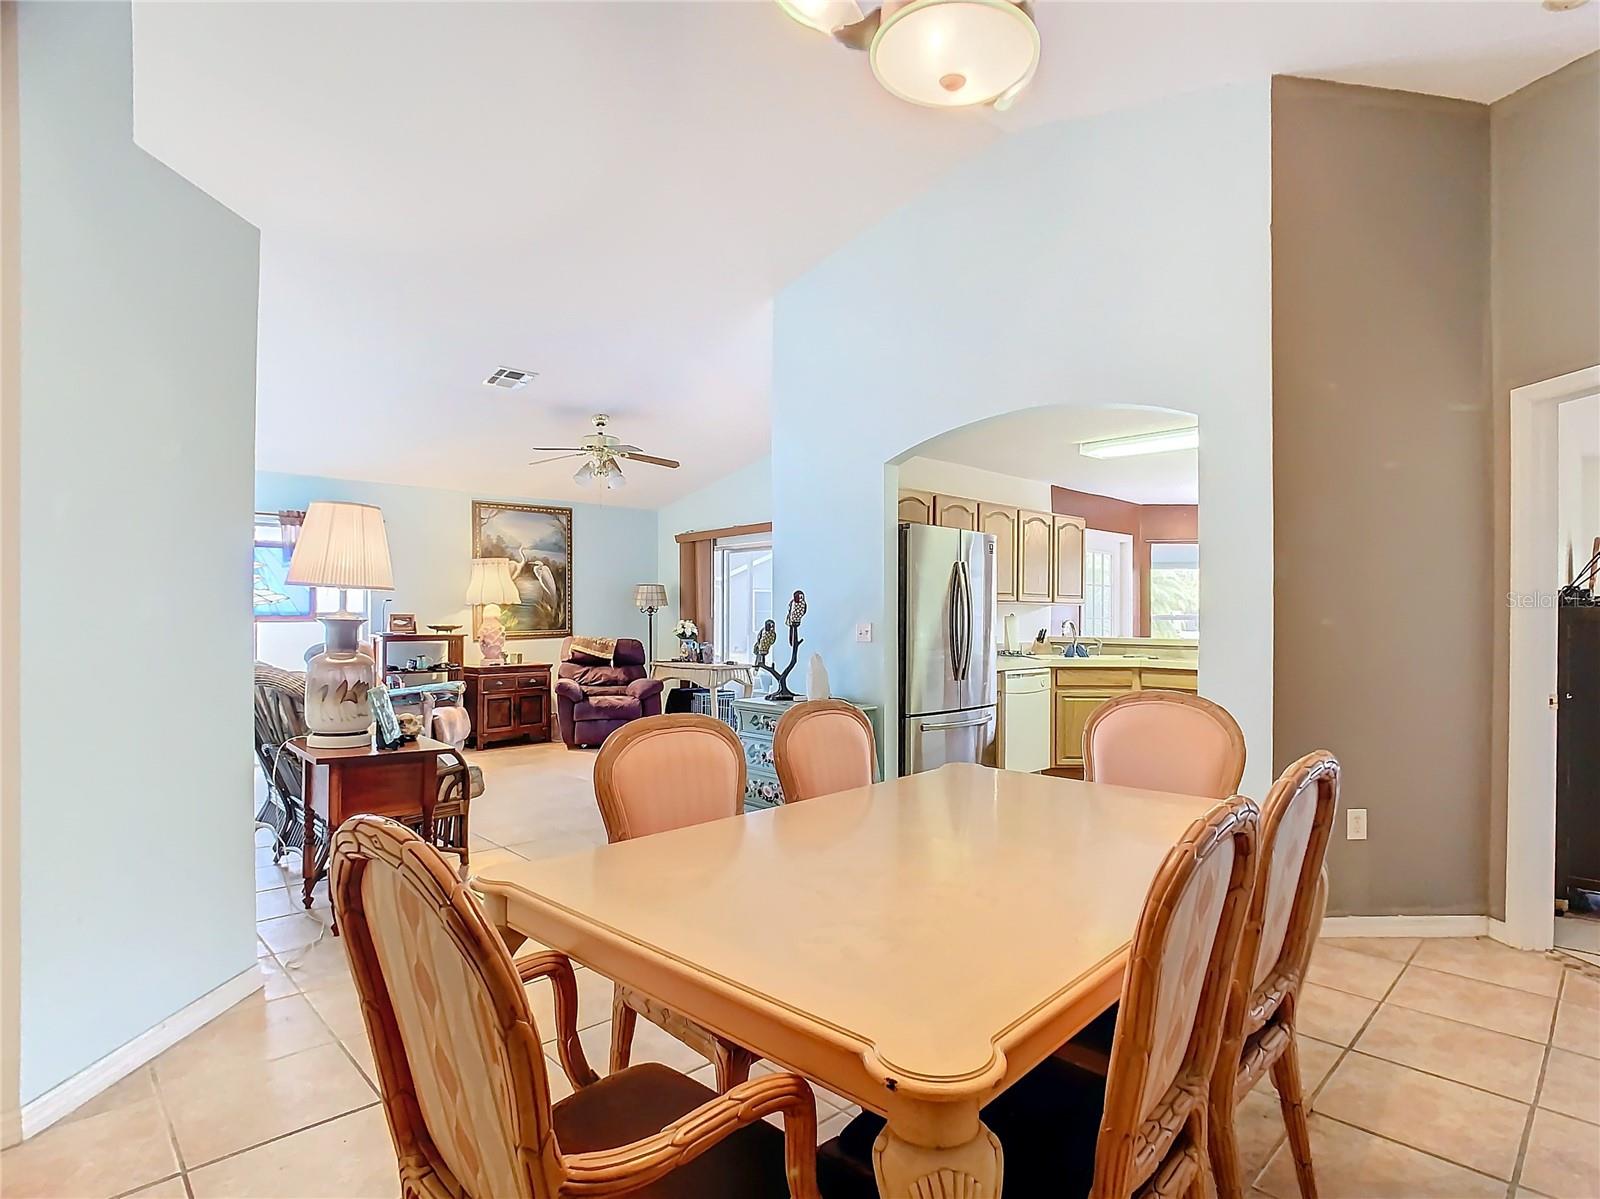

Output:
xmin=282 ymin=735 xmax=464 ymax=920
xmin=463 ymin=663 xmax=552 ymax=748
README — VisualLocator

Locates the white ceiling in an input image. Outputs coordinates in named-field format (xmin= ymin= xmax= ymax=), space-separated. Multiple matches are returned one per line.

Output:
xmin=130 ymin=1 xmax=1598 ymax=508
xmin=912 ymin=407 xmax=1200 ymax=504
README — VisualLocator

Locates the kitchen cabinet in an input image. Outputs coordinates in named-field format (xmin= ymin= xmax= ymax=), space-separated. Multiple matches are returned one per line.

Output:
xmin=933 ymin=494 xmax=979 ymax=532
xmin=1048 ymin=664 xmax=1198 ymax=768
xmin=978 ymin=503 xmax=1019 ymax=601
xmin=1052 ymin=514 xmax=1086 ymax=603
xmin=1018 ymin=510 xmax=1055 ymax=603
xmin=898 ymin=490 xmax=934 ymax=525
xmin=1054 ymin=689 xmax=1120 ymax=769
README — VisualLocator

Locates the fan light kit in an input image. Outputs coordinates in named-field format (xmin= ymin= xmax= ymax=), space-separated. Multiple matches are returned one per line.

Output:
xmin=781 ymin=0 xmax=1040 ymax=111
xmin=528 ymin=413 xmax=681 ymax=491
xmin=1077 ymin=427 xmax=1199 ymax=460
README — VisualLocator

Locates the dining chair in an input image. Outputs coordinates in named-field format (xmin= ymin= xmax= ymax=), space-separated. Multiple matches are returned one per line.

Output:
xmin=1083 ymin=690 xmax=1246 ymax=799
xmin=818 ymin=795 xmax=1261 ymax=1198
xmin=1208 ymin=750 xmax=1339 ymax=1199
xmin=330 ymin=815 xmax=822 ymax=1199
xmin=594 ymin=714 xmax=759 ymax=1091
xmin=772 ymin=700 xmax=877 ymax=802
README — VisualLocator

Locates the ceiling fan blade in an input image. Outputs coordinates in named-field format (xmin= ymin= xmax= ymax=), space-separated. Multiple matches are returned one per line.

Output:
xmin=527 ymin=446 xmax=582 ymax=453
xmin=610 ymin=443 xmax=642 ymax=454
xmin=527 ymin=453 xmax=583 ymax=466
xmin=620 ymin=452 xmax=680 ymax=469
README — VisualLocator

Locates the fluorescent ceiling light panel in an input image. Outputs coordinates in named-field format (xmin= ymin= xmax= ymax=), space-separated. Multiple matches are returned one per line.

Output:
xmin=1077 ymin=427 xmax=1199 ymax=459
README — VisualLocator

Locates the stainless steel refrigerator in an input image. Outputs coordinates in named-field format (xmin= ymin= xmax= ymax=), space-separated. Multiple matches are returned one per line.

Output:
xmin=898 ymin=523 xmax=997 ymax=775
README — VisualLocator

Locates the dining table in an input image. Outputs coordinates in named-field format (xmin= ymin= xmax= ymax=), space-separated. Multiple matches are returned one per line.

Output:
xmin=472 ymin=761 xmax=1216 ymax=1198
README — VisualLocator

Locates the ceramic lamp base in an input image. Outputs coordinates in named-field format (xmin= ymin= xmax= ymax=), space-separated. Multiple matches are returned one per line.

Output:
xmin=304 ymin=611 xmax=375 ymax=748
xmin=478 ymin=606 xmax=508 ymax=666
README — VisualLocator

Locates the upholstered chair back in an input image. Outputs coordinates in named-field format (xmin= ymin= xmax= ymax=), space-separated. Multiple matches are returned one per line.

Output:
xmin=559 ymin=637 xmax=648 ymax=691
xmin=772 ymin=701 xmax=876 ymax=803
xmin=1092 ymin=796 xmax=1259 ymax=1199
xmin=1242 ymin=751 xmax=1340 ymax=1007
xmin=594 ymin=714 xmax=746 ymax=842
xmin=1083 ymin=691 xmax=1246 ymax=799
xmin=331 ymin=816 xmax=561 ymax=1199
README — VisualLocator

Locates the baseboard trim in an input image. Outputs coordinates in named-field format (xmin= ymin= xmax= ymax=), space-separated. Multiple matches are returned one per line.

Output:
xmin=16 ymin=965 xmax=262 ymax=1141
xmin=1321 ymin=914 xmax=1490 ymax=939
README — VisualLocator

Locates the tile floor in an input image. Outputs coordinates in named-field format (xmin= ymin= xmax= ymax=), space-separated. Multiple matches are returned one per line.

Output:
xmin=3 ymin=741 xmax=1598 ymax=1198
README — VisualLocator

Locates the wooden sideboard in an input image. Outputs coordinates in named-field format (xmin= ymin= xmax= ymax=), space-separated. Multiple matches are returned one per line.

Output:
xmin=464 ymin=663 xmax=552 ymax=749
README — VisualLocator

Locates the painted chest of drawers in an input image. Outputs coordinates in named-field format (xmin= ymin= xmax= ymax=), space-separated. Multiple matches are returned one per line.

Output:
xmin=730 ymin=696 xmax=881 ymax=811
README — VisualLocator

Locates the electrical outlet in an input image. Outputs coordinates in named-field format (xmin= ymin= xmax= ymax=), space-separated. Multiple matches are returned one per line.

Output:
xmin=855 ymin=622 xmax=873 ymax=643
xmin=1347 ymin=808 xmax=1368 ymax=840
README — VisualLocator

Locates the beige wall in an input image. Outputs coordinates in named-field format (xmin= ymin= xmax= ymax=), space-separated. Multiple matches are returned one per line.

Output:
xmin=1272 ymin=78 xmax=1493 ymax=915
xmin=1487 ymin=54 xmax=1600 ymax=919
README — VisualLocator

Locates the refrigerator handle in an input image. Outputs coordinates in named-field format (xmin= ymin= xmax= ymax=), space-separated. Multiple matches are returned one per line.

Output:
xmin=959 ymin=559 xmax=974 ymax=682
xmin=952 ymin=560 xmax=969 ymax=681
xmin=947 ymin=561 xmax=963 ymax=683
xmin=919 ymin=712 xmax=994 ymax=732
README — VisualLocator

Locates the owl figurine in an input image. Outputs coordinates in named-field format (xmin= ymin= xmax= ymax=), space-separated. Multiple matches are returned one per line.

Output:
xmin=754 ymin=619 xmax=778 ymax=663
xmin=786 ymin=590 xmax=808 ymax=627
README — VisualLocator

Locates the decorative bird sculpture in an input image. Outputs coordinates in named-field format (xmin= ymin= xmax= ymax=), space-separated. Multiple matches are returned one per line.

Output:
xmin=754 ymin=619 xmax=777 ymax=662
xmin=786 ymin=590 xmax=807 ymax=627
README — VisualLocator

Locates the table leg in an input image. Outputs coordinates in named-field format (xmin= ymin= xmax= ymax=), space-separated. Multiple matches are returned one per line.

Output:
xmin=300 ymin=758 xmax=316 ymax=911
xmin=872 ymin=1104 xmax=1003 ymax=1199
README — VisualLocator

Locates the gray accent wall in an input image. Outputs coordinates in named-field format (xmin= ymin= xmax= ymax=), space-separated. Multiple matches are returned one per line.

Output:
xmin=1487 ymin=54 xmax=1600 ymax=919
xmin=1272 ymin=78 xmax=1494 ymax=915
xmin=11 ymin=1 xmax=260 ymax=1102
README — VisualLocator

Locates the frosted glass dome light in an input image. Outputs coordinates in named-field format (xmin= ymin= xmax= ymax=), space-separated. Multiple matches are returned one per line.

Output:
xmin=777 ymin=0 xmax=865 ymax=35
xmin=869 ymin=0 xmax=1039 ymax=109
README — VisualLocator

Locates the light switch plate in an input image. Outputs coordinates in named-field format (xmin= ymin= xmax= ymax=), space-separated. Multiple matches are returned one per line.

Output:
xmin=855 ymin=622 xmax=873 ymax=643
xmin=1347 ymin=809 xmax=1368 ymax=840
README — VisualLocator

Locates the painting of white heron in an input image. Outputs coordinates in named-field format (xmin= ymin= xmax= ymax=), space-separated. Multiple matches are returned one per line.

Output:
xmin=470 ymin=501 xmax=573 ymax=638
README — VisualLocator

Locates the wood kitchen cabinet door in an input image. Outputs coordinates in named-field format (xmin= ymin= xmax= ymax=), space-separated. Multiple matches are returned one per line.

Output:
xmin=898 ymin=490 xmax=934 ymax=525
xmin=1054 ymin=690 xmax=1116 ymax=767
xmin=978 ymin=504 xmax=1019 ymax=601
xmin=1052 ymin=515 xmax=1086 ymax=603
xmin=1017 ymin=510 xmax=1055 ymax=602
xmin=933 ymin=495 xmax=979 ymax=532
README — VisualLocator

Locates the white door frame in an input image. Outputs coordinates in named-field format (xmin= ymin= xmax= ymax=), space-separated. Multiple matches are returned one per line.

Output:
xmin=1505 ymin=364 xmax=1600 ymax=950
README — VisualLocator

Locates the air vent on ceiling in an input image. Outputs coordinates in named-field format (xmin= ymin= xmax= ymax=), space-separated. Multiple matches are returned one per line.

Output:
xmin=484 ymin=367 xmax=537 ymax=390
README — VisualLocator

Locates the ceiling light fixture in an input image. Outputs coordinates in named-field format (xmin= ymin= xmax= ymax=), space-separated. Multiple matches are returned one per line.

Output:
xmin=784 ymin=0 xmax=1040 ymax=111
xmin=1077 ymin=427 xmax=1199 ymax=460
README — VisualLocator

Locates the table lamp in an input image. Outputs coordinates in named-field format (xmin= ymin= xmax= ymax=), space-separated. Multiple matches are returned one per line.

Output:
xmin=634 ymin=583 xmax=667 ymax=660
xmin=466 ymin=558 xmax=521 ymax=665
xmin=286 ymin=501 xmax=395 ymax=748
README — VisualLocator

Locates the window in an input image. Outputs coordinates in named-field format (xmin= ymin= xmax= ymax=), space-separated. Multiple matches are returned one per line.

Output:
xmin=712 ymin=533 xmax=773 ymax=663
xmin=1149 ymin=541 xmax=1200 ymax=639
xmin=1081 ymin=529 xmax=1133 ymax=637
xmin=253 ymin=512 xmax=369 ymax=669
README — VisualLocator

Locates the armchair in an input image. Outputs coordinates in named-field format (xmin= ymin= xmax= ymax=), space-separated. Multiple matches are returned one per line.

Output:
xmin=555 ymin=637 xmax=664 ymax=748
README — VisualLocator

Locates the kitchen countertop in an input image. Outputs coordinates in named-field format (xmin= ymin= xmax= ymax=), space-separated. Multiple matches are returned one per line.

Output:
xmin=995 ymin=654 xmax=1198 ymax=673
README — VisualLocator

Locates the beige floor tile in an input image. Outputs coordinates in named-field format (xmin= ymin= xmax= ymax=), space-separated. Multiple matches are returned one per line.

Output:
xmin=57 ymin=1066 xmax=158 ymax=1126
xmin=159 ymin=1042 xmax=376 ymax=1167
xmin=1354 ymin=1003 xmax=1546 ymax=1101
xmin=1313 ymin=1053 xmax=1529 ymax=1180
xmin=1309 ymin=944 xmax=1407 ymax=1000
xmin=255 ymin=885 xmax=305 ymax=922
xmin=1295 ymin=983 xmax=1378 ymax=1046
xmin=577 ymin=1016 xmax=715 ymax=1077
xmin=257 ymin=910 xmax=333 ymax=955
xmin=1560 ymin=971 xmax=1599 ymax=1010
xmin=0 ymin=1098 xmax=179 ymax=1199
xmin=1254 ymin=1114 xmax=1503 ymax=1199
xmin=1538 ymin=1047 xmax=1600 ymax=1124
xmin=1317 ymin=937 xmax=1421 ymax=963
xmin=154 ymin=993 xmax=333 ymax=1082
xmin=504 ymin=829 xmax=610 ymax=862
xmin=1552 ymin=997 xmax=1600 ymax=1059
xmin=120 ymin=1177 xmax=189 ymax=1198
xmin=1388 ymin=965 xmax=1557 ymax=1043
xmin=751 ymin=1057 xmax=847 ymax=1116
xmin=187 ymin=1104 xmax=397 ymax=1199
xmin=1519 ymin=1107 xmax=1600 ymax=1199
xmin=272 ymin=931 xmax=357 ymax=990
xmin=1228 ymin=1087 xmax=1290 ymax=1185
xmin=257 ymin=861 xmax=297 ymax=892
xmin=1410 ymin=938 xmax=1566 ymax=998
xmin=541 ymin=1051 xmax=579 ymax=1105
xmin=527 ymin=964 xmax=615 ymax=1043
xmin=1297 ymin=1035 xmax=1343 ymax=1092
xmin=255 ymin=954 xmax=300 ymax=1000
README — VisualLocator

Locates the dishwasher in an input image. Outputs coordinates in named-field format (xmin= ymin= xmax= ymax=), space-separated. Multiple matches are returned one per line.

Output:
xmin=997 ymin=669 xmax=1052 ymax=773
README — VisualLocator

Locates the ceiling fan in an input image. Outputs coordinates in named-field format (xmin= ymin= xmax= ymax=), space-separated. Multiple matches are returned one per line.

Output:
xmin=528 ymin=413 xmax=680 ymax=491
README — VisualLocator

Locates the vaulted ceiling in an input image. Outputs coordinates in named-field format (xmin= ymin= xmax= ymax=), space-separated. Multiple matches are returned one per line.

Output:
xmin=132 ymin=1 xmax=1598 ymax=506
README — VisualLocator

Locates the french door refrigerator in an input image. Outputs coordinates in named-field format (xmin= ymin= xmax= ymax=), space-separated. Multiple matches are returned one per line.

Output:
xmin=899 ymin=522 xmax=997 ymax=775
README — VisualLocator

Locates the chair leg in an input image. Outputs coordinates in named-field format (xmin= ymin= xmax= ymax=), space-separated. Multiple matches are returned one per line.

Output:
xmin=1271 ymin=1042 xmax=1318 ymax=1199
xmin=610 ymin=986 xmax=637 ymax=1076
xmin=1208 ymin=1096 xmax=1247 ymax=1199
xmin=713 ymin=1042 xmax=756 ymax=1093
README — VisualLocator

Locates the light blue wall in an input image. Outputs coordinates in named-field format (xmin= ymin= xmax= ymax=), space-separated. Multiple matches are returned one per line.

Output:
xmin=15 ymin=1 xmax=260 ymax=1102
xmin=257 ymin=473 xmax=659 ymax=663
xmin=653 ymin=456 xmax=772 ymax=648
xmin=771 ymin=86 xmax=1275 ymax=787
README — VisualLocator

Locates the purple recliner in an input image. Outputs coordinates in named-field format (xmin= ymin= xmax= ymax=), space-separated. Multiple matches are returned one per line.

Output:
xmin=555 ymin=638 xmax=664 ymax=748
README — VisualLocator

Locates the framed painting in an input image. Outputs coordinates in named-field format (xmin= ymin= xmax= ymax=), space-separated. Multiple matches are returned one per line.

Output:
xmin=470 ymin=501 xmax=573 ymax=639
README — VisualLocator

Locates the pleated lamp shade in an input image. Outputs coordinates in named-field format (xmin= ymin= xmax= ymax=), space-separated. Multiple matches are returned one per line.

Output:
xmin=285 ymin=501 xmax=395 ymax=591
xmin=465 ymin=558 xmax=521 ymax=607
xmin=634 ymin=583 xmax=668 ymax=611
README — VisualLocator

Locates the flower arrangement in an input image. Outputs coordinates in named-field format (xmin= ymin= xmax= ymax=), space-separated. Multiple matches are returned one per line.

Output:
xmin=674 ymin=619 xmax=700 ymax=660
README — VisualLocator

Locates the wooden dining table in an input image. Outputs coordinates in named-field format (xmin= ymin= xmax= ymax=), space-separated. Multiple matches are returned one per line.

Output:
xmin=472 ymin=762 xmax=1216 ymax=1198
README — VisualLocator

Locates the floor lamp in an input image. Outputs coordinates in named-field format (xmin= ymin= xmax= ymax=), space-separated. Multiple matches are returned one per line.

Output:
xmin=635 ymin=583 xmax=667 ymax=661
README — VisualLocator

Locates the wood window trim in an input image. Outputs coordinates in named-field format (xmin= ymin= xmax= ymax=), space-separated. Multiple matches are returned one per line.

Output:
xmin=675 ymin=523 xmax=773 ymax=645
xmin=674 ymin=522 xmax=772 ymax=546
